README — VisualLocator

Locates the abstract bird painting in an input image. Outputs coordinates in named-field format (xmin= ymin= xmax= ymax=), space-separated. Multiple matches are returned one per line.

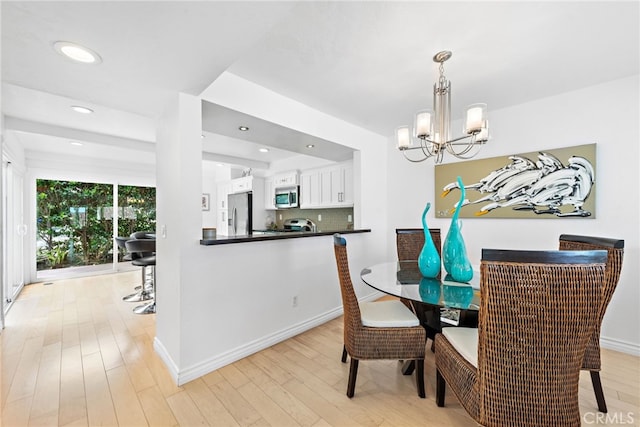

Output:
xmin=435 ymin=144 xmax=596 ymax=219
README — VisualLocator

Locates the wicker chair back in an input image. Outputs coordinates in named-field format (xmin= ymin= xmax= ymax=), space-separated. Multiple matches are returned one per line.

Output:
xmin=559 ymin=234 xmax=624 ymax=413
xmin=435 ymin=248 xmax=607 ymax=426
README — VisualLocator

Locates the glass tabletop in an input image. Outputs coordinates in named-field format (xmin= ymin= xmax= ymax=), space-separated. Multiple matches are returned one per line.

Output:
xmin=360 ymin=261 xmax=481 ymax=311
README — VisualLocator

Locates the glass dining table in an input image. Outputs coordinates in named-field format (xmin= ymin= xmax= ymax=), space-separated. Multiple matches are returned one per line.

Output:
xmin=360 ymin=260 xmax=480 ymax=373
xmin=360 ymin=260 xmax=480 ymax=312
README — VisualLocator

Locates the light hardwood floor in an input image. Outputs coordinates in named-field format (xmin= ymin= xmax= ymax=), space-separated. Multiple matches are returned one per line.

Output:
xmin=2 ymin=271 xmax=639 ymax=426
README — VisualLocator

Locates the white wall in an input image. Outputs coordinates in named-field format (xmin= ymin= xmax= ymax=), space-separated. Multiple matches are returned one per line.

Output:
xmin=267 ymin=154 xmax=336 ymax=175
xmin=386 ymin=75 xmax=640 ymax=354
xmin=153 ymin=74 xmax=390 ymax=384
xmin=202 ymin=160 xmax=218 ymax=229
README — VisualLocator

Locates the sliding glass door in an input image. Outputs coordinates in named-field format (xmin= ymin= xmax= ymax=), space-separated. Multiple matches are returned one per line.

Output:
xmin=2 ymin=158 xmax=26 ymax=315
xmin=35 ymin=180 xmax=155 ymax=279
xmin=116 ymin=185 xmax=156 ymax=263
xmin=36 ymin=180 xmax=113 ymax=277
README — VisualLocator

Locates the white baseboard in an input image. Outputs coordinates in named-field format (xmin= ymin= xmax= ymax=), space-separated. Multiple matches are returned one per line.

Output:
xmin=600 ymin=336 xmax=640 ymax=357
xmin=153 ymin=337 xmax=180 ymax=384
xmin=154 ymin=305 xmax=347 ymax=386
xmin=152 ymin=291 xmax=384 ymax=386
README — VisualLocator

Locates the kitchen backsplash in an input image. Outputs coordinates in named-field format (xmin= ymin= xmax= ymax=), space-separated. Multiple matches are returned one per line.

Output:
xmin=270 ymin=207 xmax=354 ymax=231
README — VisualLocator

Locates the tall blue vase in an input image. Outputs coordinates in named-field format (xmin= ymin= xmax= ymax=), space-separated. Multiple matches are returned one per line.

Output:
xmin=443 ymin=177 xmax=474 ymax=283
xmin=418 ymin=202 xmax=441 ymax=278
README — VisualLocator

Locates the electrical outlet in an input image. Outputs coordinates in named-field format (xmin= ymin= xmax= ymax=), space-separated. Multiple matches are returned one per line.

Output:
xmin=279 ymin=213 xmax=283 ymax=220
xmin=292 ymin=296 xmax=298 ymax=307
xmin=318 ymin=214 xmax=322 ymax=221
xmin=348 ymin=214 xmax=352 ymax=222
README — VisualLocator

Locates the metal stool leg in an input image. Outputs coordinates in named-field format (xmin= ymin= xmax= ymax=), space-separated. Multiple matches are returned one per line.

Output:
xmin=123 ymin=265 xmax=154 ymax=302
xmin=133 ymin=265 xmax=156 ymax=314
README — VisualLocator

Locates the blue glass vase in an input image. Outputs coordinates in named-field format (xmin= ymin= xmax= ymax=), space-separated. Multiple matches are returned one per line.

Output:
xmin=418 ymin=202 xmax=441 ymax=278
xmin=443 ymin=177 xmax=474 ymax=283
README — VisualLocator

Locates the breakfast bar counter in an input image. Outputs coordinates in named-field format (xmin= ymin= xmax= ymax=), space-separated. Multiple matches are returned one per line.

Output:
xmin=200 ymin=228 xmax=371 ymax=245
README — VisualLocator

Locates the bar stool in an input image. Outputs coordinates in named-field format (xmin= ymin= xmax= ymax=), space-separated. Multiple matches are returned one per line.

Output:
xmin=131 ymin=254 xmax=156 ymax=314
xmin=123 ymin=239 xmax=156 ymax=304
xmin=115 ymin=236 xmax=132 ymax=261
xmin=130 ymin=231 xmax=156 ymax=240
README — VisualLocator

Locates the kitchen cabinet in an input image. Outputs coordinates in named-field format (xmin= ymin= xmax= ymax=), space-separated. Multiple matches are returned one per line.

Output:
xmin=217 ymin=182 xmax=231 ymax=210
xmin=216 ymin=182 xmax=231 ymax=235
xmin=264 ymin=178 xmax=276 ymax=210
xmin=217 ymin=209 xmax=228 ymax=235
xmin=300 ymin=171 xmax=321 ymax=208
xmin=272 ymin=171 xmax=299 ymax=188
xmin=300 ymin=161 xmax=353 ymax=208
xmin=231 ymin=176 xmax=253 ymax=193
xmin=330 ymin=163 xmax=353 ymax=205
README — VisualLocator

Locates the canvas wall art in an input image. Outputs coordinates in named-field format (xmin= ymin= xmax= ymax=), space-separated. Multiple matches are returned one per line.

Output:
xmin=434 ymin=143 xmax=596 ymax=219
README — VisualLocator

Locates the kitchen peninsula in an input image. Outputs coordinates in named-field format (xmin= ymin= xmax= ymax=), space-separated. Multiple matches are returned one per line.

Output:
xmin=200 ymin=228 xmax=370 ymax=245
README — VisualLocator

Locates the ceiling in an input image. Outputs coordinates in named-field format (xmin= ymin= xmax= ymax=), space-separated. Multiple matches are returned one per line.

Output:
xmin=2 ymin=1 xmax=638 ymax=171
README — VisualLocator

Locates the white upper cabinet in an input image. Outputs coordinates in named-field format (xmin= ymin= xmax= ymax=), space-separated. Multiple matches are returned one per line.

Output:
xmin=231 ymin=176 xmax=253 ymax=194
xmin=329 ymin=162 xmax=353 ymax=206
xmin=300 ymin=161 xmax=353 ymax=208
xmin=300 ymin=171 xmax=322 ymax=208
xmin=272 ymin=171 xmax=299 ymax=188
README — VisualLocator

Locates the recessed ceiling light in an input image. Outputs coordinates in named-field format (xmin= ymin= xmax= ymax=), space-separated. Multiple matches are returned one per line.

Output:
xmin=71 ymin=105 xmax=94 ymax=114
xmin=53 ymin=41 xmax=102 ymax=64
xmin=239 ymin=126 xmax=249 ymax=131
xmin=306 ymin=144 xmax=315 ymax=148
xmin=70 ymin=141 xmax=83 ymax=146
xmin=259 ymin=148 xmax=270 ymax=153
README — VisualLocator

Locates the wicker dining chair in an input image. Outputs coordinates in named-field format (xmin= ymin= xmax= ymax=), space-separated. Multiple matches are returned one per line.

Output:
xmin=435 ymin=248 xmax=607 ymax=426
xmin=395 ymin=228 xmax=442 ymax=270
xmin=559 ymin=234 xmax=624 ymax=413
xmin=333 ymin=234 xmax=427 ymax=398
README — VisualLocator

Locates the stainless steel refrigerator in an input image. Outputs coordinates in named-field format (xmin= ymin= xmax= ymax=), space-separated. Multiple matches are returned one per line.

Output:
xmin=227 ymin=192 xmax=253 ymax=236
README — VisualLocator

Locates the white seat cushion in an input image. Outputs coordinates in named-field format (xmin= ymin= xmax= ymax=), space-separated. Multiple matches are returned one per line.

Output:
xmin=360 ymin=300 xmax=420 ymax=327
xmin=442 ymin=327 xmax=478 ymax=368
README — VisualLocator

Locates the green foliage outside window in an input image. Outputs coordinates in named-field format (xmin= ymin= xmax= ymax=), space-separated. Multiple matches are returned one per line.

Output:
xmin=117 ymin=185 xmax=156 ymax=239
xmin=36 ymin=180 xmax=156 ymax=270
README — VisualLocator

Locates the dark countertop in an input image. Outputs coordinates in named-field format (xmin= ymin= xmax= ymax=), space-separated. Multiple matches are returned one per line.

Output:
xmin=200 ymin=228 xmax=371 ymax=245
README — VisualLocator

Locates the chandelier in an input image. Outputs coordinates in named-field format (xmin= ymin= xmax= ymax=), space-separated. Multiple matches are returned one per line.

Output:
xmin=396 ymin=51 xmax=489 ymax=163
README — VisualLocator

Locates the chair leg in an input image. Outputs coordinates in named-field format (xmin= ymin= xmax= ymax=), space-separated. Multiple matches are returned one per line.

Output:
xmin=436 ymin=369 xmax=446 ymax=407
xmin=346 ymin=358 xmax=359 ymax=398
xmin=401 ymin=360 xmax=415 ymax=375
xmin=341 ymin=345 xmax=348 ymax=363
xmin=416 ymin=359 xmax=425 ymax=398
xmin=590 ymin=371 xmax=608 ymax=413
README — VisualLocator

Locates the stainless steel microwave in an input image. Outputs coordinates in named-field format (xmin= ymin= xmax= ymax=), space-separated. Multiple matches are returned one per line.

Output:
xmin=275 ymin=186 xmax=299 ymax=209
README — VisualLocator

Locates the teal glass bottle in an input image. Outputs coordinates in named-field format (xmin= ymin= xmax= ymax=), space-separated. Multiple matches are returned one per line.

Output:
xmin=443 ymin=176 xmax=474 ymax=283
xmin=418 ymin=202 xmax=441 ymax=278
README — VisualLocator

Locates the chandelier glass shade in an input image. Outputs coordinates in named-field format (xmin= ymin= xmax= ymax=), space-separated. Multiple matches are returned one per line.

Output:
xmin=396 ymin=51 xmax=489 ymax=163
